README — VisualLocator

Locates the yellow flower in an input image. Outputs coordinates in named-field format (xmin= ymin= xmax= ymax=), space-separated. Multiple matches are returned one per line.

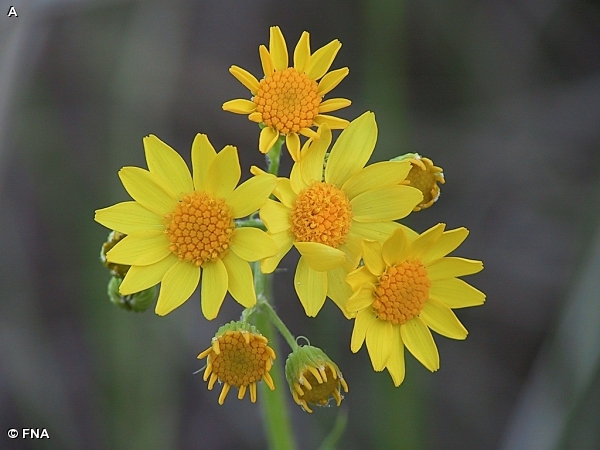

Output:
xmin=403 ymin=153 xmax=445 ymax=211
xmin=94 ymin=134 xmax=278 ymax=319
xmin=257 ymin=112 xmax=423 ymax=317
xmin=346 ymin=223 xmax=485 ymax=386
xmin=285 ymin=345 xmax=348 ymax=413
xmin=198 ymin=321 xmax=276 ymax=404
xmin=223 ymin=26 xmax=351 ymax=161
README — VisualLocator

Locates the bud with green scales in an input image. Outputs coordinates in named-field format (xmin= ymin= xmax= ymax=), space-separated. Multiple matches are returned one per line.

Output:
xmin=285 ymin=345 xmax=348 ymax=413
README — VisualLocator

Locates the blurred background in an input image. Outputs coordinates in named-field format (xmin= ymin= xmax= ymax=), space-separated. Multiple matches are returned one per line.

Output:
xmin=2 ymin=0 xmax=600 ymax=449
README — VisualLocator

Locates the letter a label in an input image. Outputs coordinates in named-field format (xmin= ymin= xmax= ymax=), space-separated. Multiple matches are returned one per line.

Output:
xmin=7 ymin=6 xmax=18 ymax=17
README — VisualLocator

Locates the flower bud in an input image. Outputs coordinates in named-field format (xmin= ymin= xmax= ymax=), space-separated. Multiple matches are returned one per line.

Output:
xmin=107 ymin=276 xmax=156 ymax=312
xmin=285 ymin=345 xmax=348 ymax=413
xmin=392 ymin=153 xmax=445 ymax=211
xmin=197 ymin=321 xmax=276 ymax=405
xmin=100 ymin=231 xmax=130 ymax=278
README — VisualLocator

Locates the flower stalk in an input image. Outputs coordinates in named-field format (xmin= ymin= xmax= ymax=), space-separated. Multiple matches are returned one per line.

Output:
xmin=252 ymin=261 xmax=298 ymax=450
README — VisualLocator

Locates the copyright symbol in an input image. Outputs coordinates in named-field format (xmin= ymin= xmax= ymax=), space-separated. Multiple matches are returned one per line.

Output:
xmin=7 ymin=429 xmax=18 ymax=438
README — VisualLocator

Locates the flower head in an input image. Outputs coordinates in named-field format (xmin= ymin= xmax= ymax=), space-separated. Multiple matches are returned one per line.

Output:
xmin=257 ymin=112 xmax=423 ymax=317
xmin=395 ymin=153 xmax=444 ymax=211
xmin=198 ymin=321 xmax=276 ymax=404
xmin=285 ymin=345 xmax=348 ymax=413
xmin=94 ymin=134 xmax=278 ymax=319
xmin=346 ymin=223 xmax=485 ymax=386
xmin=223 ymin=26 xmax=351 ymax=161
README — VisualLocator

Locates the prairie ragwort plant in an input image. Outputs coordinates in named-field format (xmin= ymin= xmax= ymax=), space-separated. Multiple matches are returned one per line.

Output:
xmin=94 ymin=26 xmax=485 ymax=448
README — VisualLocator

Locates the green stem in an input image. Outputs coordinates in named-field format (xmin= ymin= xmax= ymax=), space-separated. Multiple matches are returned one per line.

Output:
xmin=235 ymin=218 xmax=266 ymax=230
xmin=259 ymin=298 xmax=299 ymax=351
xmin=266 ymin=136 xmax=284 ymax=175
xmin=252 ymin=262 xmax=297 ymax=450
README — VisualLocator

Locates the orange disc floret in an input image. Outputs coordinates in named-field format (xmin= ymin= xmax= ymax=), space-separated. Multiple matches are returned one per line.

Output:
xmin=164 ymin=192 xmax=235 ymax=266
xmin=373 ymin=260 xmax=431 ymax=325
xmin=253 ymin=68 xmax=321 ymax=135
xmin=290 ymin=182 xmax=352 ymax=248
xmin=209 ymin=331 xmax=274 ymax=387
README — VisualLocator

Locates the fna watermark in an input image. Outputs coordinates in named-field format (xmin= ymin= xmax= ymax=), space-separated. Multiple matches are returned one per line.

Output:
xmin=7 ymin=428 xmax=49 ymax=439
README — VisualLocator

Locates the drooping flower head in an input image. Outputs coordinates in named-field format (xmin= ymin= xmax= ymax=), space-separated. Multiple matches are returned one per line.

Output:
xmin=94 ymin=135 xmax=278 ymax=319
xmin=285 ymin=345 xmax=348 ymax=413
xmin=346 ymin=223 xmax=485 ymax=386
xmin=198 ymin=321 xmax=276 ymax=405
xmin=396 ymin=153 xmax=445 ymax=211
xmin=257 ymin=112 xmax=424 ymax=317
xmin=223 ymin=26 xmax=352 ymax=161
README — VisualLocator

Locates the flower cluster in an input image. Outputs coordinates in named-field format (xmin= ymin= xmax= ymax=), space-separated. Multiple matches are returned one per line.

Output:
xmin=95 ymin=26 xmax=484 ymax=411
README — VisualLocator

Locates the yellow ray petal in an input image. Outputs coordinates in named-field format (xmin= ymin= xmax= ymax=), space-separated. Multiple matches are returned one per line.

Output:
xmin=318 ymin=98 xmax=351 ymax=113
xmin=154 ymin=260 xmax=200 ymax=316
xmin=351 ymin=308 xmax=377 ymax=352
xmin=200 ymin=259 xmax=228 ymax=320
xmin=231 ymin=227 xmax=278 ymax=261
xmin=346 ymin=284 xmax=376 ymax=313
xmin=351 ymin=185 xmax=423 ymax=222
xmin=339 ymin=234 xmax=362 ymax=270
xmin=346 ymin=265 xmax=378 ymax=291
xmin=222 ymin=99 xmax=257 ymax=114
xmin=259 ymin=126 xmax=280 ymax=154
xmin=143 ymin=135 xmax=193 ymax=198
xmin=361 ymin=240 xmax=385 ymax=275
xmin=285 ymin=133 xmax=301 ymax=161
xmin=259 ymin=44 xmax=274 ymax=77
xmin=191 ymin=134 xmax=217 ymax=191
xmin=259 ymin=199 xmax=291 ymax=233
xmin=218 ymin=384 xmax=231 ymax=405
xmin=120 ymin=254 xmax=178 ymax=295
xmin=289 ymin=158 xmax=308 ymax=194
xmin=382 ymin=227 xmax=410 ymax=267
xmin=325 ymin=112 xmax=377 ymax=187
xmin=421 ymin=298 xmax=468 ymax=340
xmin=326 ymin=265 xmax=355 ymax=318
xmin=294 ymin=242 xmax=346 ymax=271
xmin=386 ymin=327 xmax=406 ymax=387
xmin=299 ymin=127 xmax=319 ymax=140
xmin=400 ymin=318 xmax=440 ymax=372
xmin=273 ymin=177 xmax=297 ymax=207
xmin=421 ymin=227 xmax=470 ymax=265
xmin=342 ymin=161 xmax=412 ymax=200
xmin=349 ymin=221 xmax=401 ymax=242
xmin=205 ymin=145 xmax=241 ymax=199
xmin=305 ymin=39 xmax=342 ymax=80
xmin=229 ymin=65 xmax=260 ymax=93
xmin=427 ymin=257 xmax=484 ymax=280
xmin=106 ymin=230 xmax=171 ymax=266
xmin=429 ymin=278 xmax=486 ymax=309
xmin=227 ymin=173 xmax=277 ymax=218
xmin=294 ymin=31 xmax=311 ymax=73
xmin=409 ymin=223 xmax=446 ymax=259
xmin=119 ymin=167 xmax=178 ymax=216
xmin=95 ymin=201 xmax=163 ymax=235
xmin=313 ymin=114 xmax=349 ymax=130
xmin=365 ymin=318 xmax=393 ymax=371
xmin=398 ymin=223 xmax=420 ymax=241
xmin=299 ymin=125 xmax=331 ymax=185
xmin=222 ymin=251 xmax=256 ymax=308
xmin=260 ymin=230 xmax=294 ymax=274
xmin=294 ymin=256 xmax=327 ymax=317
xmin=317 ymin=67 xmax=349 ymax=96
xmin=269 ymin=26 xmax=288 ymax=71
xmin=249 ymin=112 xmax=263 ymax=123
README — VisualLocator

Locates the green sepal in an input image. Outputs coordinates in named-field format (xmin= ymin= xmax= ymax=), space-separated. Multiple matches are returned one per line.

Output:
xmin=107 ymin=276 xmax=156 ymax=312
